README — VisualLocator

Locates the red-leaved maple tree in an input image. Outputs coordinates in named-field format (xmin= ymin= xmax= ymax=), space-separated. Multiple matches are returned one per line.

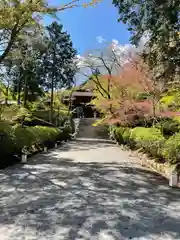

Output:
xmin=91 ymin=58 xmax=179 ymax=126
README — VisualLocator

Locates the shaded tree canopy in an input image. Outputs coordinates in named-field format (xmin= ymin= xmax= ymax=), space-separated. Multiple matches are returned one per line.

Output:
xmin=112 ymin=0 xmax=180 ymax=81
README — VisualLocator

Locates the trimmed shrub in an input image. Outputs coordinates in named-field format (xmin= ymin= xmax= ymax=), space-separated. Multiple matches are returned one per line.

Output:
xmin=123 ymin=128 xmax=131 ymax=144
xmin=113 ymin=127 xmax=124 ymax=143
xmin=155 ymin=118 xmax=180 ymax=137
xmin=130 ymin=127 xmax=165 ymax=159
xmin=0 ymin=121 xmax=70 ymax=168
xmin=0 ymin=121 xmax=15 ymax=157
xmin=13 ymin=125 xmax=61 ymax=153
xmin=111 ymin=126 xmax=131 ymax=145
xmin=58 ymin=123 xmax=72 ymax=142
xmin=161 ymin=133 xmax=180 ymax=164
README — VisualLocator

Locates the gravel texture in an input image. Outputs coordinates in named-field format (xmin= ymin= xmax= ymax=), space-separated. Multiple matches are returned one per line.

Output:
xmin=0 ymin=141 xmax=180 ymax=240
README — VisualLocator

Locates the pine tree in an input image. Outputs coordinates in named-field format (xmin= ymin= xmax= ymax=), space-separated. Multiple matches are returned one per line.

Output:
xmin=43 ymin=21 xmax=77 ymax=122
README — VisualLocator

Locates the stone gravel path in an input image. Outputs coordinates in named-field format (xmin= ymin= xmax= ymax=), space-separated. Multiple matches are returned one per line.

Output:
xmin=0 ymin=141 xmax=180 ymax=240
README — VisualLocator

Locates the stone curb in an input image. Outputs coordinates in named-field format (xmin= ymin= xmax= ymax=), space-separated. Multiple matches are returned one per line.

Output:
xmin=119 ymin=145 xmax=180 ymax=187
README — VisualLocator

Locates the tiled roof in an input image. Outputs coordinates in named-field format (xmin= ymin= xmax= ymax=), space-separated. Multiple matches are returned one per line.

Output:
xmin=72 ymin=91 xmax=94 ymax=97
xmin=63 ymin=91 xmax=94 ymax=98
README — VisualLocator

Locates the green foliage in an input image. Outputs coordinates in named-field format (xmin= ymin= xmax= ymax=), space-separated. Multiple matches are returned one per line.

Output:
xmin=130 ymin=127 xmax=165 ymax=158
xmin=59 ymin=126 xmax=72 ymax=141
xmin=160 ymin=85 xmax=180 ymax=111
xmin=13 ymin=125 xmax=54 ymax=153
xmin=12 ymin=107 xmax=32 ymax=122
xmin=162 ymin=133 xmax=180 ymax=164
xmin=32 ymin=109 xmax=68 ymax=126
xmin=0 ymin=105 xmax=31 ymax=123
xmin=0 ymin=121 xmax=15 ymax=157
xmin=113 ymin=0 xmax=180 ymax=81
xmin=44 ymin=22 xmax=77 ymax=89
xmin=112 ymin=126 xmax=165 ymax=159
xmin=111 ymin=126 xmax=131 ymax=145
xmin=0 ymin=121 xmax=72 ymax=167
xmin=0 ymin=0 xmax=88 ymax=65
xmin=136 ymin=92 xmax=151 ymax=100
xmin=155 ymin=118 xmax=180 ymax=137
xmin=0 ymin=20 xmax=77 ymax=120
xmin=123 ymin=128 xmax=131 ymax=144
xmin=130 ymin=127 xmax=163 ymax=142
xmin=160 ymin=95 xmax=176 ymax=107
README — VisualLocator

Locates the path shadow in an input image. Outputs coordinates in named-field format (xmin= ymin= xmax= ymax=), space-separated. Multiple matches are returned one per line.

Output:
xmin=58 ymin=141 xmax=116 ymax=152
xmin=0 ymin=151 xmax=180 ymax=239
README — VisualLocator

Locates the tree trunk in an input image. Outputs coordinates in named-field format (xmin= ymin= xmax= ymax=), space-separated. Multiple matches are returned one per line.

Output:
xmin=5 ymin=84 xmax=9 ymax=105
xmin=17 ymin=81 xmax=21 ymax=105
xmin=107 ymin=77 xmax=113 ymax=114
xmin=68 ymin=89 xmax=73 ymax=116
xmin=50 ymin=51 xmax=56 ymax=123
xmin=152 ymin=98 xmax=157 ymax=126
xmin=0 ymin=24 xmax=19 ymax=65
xmin=23 ymin=76 xmax=28 ymax=107
xmin=50 ymin=76 xmax=54 ymax=123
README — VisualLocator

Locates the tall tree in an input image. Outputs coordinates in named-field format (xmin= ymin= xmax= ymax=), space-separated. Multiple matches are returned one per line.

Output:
xmin=0 ymin=0 xmax=100 ymax=65
xmin=7 ymin=28 xmax=46 ymax=106
xmin=77 ymin=42 xmax=130 ymax=113
xmin=43 ymin=21 xmax=77 ymax=122
xmin=112 ymin=0 xmax=180 ymax=81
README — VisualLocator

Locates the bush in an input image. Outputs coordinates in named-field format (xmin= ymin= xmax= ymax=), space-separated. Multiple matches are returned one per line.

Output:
xmin=161 ymin=132 xmax=180 ymax=164
xmin=112 ymin=126 xmax=165 ymax=159
xmin=111 ymin=123 xmax=180 ymax=164
xmin=0 ymin=121 xmax=15 ymax=157
xmin=155 ymin=118 xmax=180 ymax=137
xmin=130 ymin=127 xmax=165 ymax=158
xmin=123 ymin=128 xmax=131 ymax=144
xmin=13 ymin=125 xmax=60 ymax=153
xmin=0 ymin=121 xmax=69 ymax=168
xmin=33 ymin=110 xmax=68 ymax=126
xmin=111 ymin=126 xmax=131 ymax=145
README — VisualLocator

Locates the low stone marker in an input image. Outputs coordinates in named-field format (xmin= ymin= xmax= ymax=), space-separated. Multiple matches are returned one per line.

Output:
xmin=55 ymin=143 xmax=58 ymax=149
xmin=169 ymin=167 xmax=178 ymax=187
xmin=21 ymin=154 xmax=27 ymax=163
xmin=44 ymin=146 xmax=48 ymax=153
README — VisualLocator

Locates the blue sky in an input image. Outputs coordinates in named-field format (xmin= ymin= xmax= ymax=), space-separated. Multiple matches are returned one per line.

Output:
xmin=45 ymin=0 xmax=131 ymax=55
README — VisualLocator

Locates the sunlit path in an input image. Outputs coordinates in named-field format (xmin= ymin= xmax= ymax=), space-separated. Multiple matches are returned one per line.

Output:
xmin=0 ymin=141 xmax=180 ymax=240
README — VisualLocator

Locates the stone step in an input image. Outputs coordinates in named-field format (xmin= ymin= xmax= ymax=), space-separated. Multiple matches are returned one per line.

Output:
xmin=73 ymin=138 xmax=116 ymax=144
xmin=73 ymin=118 xmax=109 ymax=140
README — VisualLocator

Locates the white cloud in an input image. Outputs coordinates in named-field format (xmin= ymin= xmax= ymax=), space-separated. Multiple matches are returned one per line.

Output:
xmin=112 ymin=39 xmax=119 ymax=46
xmin=76 ymin=54 xmax=81 ymax=59
xmin=96 ymin=36 xmax=105 ymax=44
xmin=76 ymin=35 xmax=148 ymax=84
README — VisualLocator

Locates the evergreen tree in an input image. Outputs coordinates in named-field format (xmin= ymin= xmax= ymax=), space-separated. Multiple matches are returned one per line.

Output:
xmin=112 ymin=0 xmax=180 ymax=81
xmin=42 ymin=21 xmax=77 ymax=122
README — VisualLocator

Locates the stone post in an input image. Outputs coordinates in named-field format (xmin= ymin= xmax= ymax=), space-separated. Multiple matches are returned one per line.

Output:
xmin=94 ymin=111 xmax=97 ymax=119
xmin=21 ymin=154 xmax=27 ymax=163
xmin=44 ymin=146 xmax=48 ymax=153
xmin=169 ymin=168 xmax=178 ymax=187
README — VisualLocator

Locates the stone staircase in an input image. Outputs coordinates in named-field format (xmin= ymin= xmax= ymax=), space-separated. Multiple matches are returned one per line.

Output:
xmin=73 ymin=118 xmax=110 ymax=140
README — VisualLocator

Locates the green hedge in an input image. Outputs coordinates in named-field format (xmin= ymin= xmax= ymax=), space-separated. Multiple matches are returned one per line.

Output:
xmin=112 ymin=127 xmax=131 ymax=144
xmin=0 ymin=121 xmax=72 ymax=168
xmin=111 ymin=119 xmax=180 ymax=164
xmin=111 ymin=126 xmax=165 ymax=160
xmin=130 ymin=127 xmax=165 ymax=158
xmin=161 ymin=132 xmax=180 ymax=164
xmin=155 ymin=118 xmax=180 ymax=137
xmin=13 ymin=125 xmax=61 ymax=154
xmin=0 ymin=121 xmax=15 ymax=158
